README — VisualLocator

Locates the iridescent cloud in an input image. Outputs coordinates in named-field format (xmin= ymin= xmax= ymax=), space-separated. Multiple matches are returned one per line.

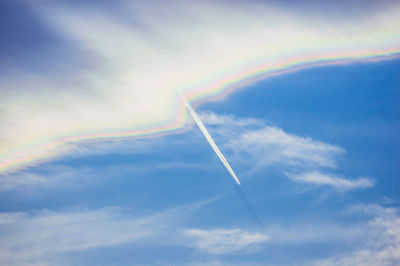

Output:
xmin=1 ymin=0 xmax=399 ymax=174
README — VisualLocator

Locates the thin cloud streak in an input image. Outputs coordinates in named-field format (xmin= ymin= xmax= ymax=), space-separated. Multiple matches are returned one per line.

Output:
xmin=199 ymin=112 xmax=263 ymax=127
xmin=287 ymin=171 xmax=375 ymax=191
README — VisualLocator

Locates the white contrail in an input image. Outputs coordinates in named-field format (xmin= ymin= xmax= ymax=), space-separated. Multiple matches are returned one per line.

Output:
xmin=180 ymin=93 xmax=241 ymax=185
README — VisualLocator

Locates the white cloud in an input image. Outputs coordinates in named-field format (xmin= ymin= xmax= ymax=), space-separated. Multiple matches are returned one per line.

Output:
xmin=287 ymin=171 xmax=374 ymax=191
xmin=315 ymin=204 xmax=400 ymax=266
xmin=1 ymin=0 xmax=399 ymax=174
xmin=228 ymin=126 xmax=344 ymax=168
xmin=184 ymin=228 xmax=269 ymax=254
xmin=199 ymin=113 xmax=344 ymax=169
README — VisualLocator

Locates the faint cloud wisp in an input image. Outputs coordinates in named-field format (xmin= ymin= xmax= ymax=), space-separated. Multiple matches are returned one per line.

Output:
xmin=184 ymin=228 xmax=269 ymax=255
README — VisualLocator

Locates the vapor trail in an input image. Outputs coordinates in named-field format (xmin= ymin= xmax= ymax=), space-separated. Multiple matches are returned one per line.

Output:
xmin=180 ymin=94 xmax=241 ymax=185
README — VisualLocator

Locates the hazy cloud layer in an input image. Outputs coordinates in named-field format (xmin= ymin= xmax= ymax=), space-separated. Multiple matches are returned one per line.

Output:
xmin=0 ymin=200 xmax=213 ymax=265
xmin=0 ymin=209 xmax=164 ymax=264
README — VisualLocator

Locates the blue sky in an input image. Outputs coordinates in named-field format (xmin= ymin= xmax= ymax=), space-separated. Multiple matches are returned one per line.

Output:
xmin=0 ymin=1 xmax=400 ymax=265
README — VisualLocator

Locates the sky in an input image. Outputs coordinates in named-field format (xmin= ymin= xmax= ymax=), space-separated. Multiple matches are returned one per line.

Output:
xmin=0 ymin=0 xmax=399 ymax=265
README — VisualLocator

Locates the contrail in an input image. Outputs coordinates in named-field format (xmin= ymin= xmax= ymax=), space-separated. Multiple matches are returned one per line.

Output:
xmin=180 ymin=93 xmax=241 ymax=185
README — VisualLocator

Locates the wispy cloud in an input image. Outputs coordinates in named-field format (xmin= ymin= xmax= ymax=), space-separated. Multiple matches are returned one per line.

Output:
xmin=0 ymin=209 xmax=162 ymax=264
xmin=202 ymin=112 xmax=344 ymax=169
xmin=184 ymin=228 xmax=269 ymax=255
xmin=287 ymin=171 xmax=374 ymax=191
xmin=0 ymin=157 xmax=208 ymax=191
xmin=0 ymin=200 xmax=213 ymax=265
xmin=0 ymin=165 xmax=95 ymax=191
xmin=179 ymin=204 xmax=400 ymax=265
xmin=202 ymin=112 xmax=374 ymax=192
xmin=232 ymin=126 xmax=344 ymax=168
xmin=0 ymin=172 xmax=46 ymax=190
